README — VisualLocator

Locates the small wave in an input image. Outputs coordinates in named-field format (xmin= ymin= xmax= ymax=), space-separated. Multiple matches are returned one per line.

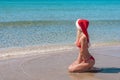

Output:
xmin=90 ymin=20 xmax=120 ymax=26
xmin=0 ymin=44 xmax=75 ymax=60
xmin=91 ymin=41 xmax=120 ymax=48
xmin=0 ymin=42 xmax=120 ymax=60
xmin=0 ymin=20 xmax=74 ymax=27
xmin=0 ymin=20 xmax=120 ymax=27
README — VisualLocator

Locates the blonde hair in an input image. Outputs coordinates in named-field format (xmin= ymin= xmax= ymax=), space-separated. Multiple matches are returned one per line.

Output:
xmin=76 ymin=29 xmax=82 ymax=41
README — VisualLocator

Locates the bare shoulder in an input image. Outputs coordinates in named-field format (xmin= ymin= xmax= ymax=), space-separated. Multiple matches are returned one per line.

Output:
xmin=81 ymin=35 xmax=87 ymax=43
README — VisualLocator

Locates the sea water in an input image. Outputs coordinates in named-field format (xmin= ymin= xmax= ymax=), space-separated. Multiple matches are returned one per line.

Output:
xmin=0 ymin=0 xmax=120 ymax=57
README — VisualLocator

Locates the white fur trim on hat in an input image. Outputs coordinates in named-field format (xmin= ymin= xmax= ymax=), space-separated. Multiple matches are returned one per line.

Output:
xmin=76 ymin=19 xmax=81 ymax=30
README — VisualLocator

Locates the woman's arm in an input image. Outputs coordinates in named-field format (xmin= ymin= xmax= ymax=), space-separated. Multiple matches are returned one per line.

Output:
xmin=80 ymin=36 xmax=90 ymax=62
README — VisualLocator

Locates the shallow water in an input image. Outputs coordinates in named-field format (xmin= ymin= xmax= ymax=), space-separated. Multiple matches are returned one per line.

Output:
xmin=0 ymin=0 xmax=120 ymax=49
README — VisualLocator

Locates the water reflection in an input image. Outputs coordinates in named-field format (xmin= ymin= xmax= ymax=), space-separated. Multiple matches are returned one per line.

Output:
xmin=68 ymin=73 xmax=97 ymax=80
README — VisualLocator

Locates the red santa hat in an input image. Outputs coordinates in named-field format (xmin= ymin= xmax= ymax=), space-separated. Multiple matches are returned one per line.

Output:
xmin=76 ymin=19 xmax=89 ymax=43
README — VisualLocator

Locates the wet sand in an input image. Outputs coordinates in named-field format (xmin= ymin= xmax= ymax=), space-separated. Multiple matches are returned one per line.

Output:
xmin=0 ymin=45 xmax=120 ymax=80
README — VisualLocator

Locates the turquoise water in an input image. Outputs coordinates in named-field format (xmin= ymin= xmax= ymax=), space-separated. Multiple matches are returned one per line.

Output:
xmin=0 ymin=0 xmax=120 ymax=49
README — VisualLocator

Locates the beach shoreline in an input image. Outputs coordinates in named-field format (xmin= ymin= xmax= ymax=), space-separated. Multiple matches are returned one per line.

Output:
xmin=0 ymin=44 xmax=120 ymax=80
xmin=1 ymin=0 xmax=120 ymax=79
xmin=0 ymin=44 xmax=120 ymax=60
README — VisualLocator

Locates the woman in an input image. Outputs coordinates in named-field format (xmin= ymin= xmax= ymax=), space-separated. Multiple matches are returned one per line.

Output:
xmin=68 ymin=19 xmax=95 ymax=72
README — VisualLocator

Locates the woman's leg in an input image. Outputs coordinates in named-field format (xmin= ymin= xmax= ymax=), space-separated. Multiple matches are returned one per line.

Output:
xmin=68 ymin=60 xmax=95 ymax=72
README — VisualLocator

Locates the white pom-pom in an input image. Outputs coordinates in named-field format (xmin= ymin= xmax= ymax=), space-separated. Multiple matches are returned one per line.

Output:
xmin=76 ymin=19 xmax=81 ymax=30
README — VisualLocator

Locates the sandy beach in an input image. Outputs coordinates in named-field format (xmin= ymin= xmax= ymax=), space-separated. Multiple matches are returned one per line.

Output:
xmin=0 ymin=0 xmax=120 ymax=80
xmin=0 ymin=45 xmax=120 ymax=80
